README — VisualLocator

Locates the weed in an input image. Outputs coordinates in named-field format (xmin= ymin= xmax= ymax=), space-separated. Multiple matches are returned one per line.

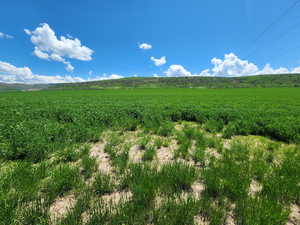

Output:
xmin=93 ymin=173 xmax=115 ymax=195
xmin=81 ymin=155 xmax=97 ymax=179
xmin=142 ymin=145 xmax=156 ymax=161
xmin=153 ymin=197 xmax=199 ymax=225
xmin=56 ymin=146 xmax=80 ymax=163
xmin=157 ymin=122 xmax=174 ymax=137
xmin=192 ymin=147 xmax=206 ymax=165
xmin=159 ymin=162 xmax=198 ymax=194
xmin=235 ymin=196 xmax=289 ymax=225
xmin=139 ymin=136 xmax=151 ymax=150
xmin=44 ymin=164 xmax=81 ymax=202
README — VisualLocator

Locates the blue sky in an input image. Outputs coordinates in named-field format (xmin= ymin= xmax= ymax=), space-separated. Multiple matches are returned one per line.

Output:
xmin=1 ymin=0 xmax=300 ymax=83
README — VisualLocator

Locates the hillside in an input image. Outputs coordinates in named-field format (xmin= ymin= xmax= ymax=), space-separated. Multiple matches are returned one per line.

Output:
xmin=1 ymin=74 xmax=300 ymax=91
xmin=50 ymin=74 xmax=300 ymax=89
xmin=0 ymin=83 xmax=49 ymax=92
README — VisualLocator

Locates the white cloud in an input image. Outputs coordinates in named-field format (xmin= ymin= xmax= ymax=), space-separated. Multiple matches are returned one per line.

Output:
xmin=201 ymin=53 xmax=259 ymax=77
xmin=164 ymin=53 xmax=300 ymax=77
xmin=65 ymin=63 xmax=74 ymax=72
xmin=89 ymin=74 xmax=124 ymax=81
xmin=292 ymin=67 xmax=300 ymax=73
xmin=0 ymin=61 xmax=84 ymax=84
xmin=151 ymin=56 xmax=166 ymax=66
xmin=0 ymin=32 xmax=13 ymax=39
xmin=197 ymin=53 xmax=300 ymax=77
xmin=198 ymin=69 xmax=213 ymax=77
xmin=33 ymin=47 xmax=49 ymax=60
xmin=139 ymin=43 xmax=152 ymax=50
xmin=165 ymin=65 xmax=192 ymax=77
xmin=258 ymin=64 xmax=290 ymax=75
xmin=25 ymin=23 xmax=94 ymax=72
xmin=0 ymin=61 xmax=126 ymax=84
xmin=153 ymin=74 xmax=160 ymax=77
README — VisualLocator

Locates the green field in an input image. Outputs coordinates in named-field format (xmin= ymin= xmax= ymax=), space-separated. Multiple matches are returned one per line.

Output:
xmin=0 ymin=88 xmax=300 ymax=225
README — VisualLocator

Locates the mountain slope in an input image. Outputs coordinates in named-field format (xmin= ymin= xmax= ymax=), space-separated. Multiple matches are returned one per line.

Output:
xmin=1 ymin=74 xmax=300 ymax=91
xmin=50 ymin=74 xmax=300 ymax=89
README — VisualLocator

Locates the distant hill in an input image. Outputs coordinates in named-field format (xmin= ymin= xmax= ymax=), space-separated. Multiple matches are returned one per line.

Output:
xmin=0 ymin=83 xmax=49 ymax=92
xmin=50 ymin=74 xmax=300 ymax=89
xmin=1 ymin=74 xmax=300 ymax=91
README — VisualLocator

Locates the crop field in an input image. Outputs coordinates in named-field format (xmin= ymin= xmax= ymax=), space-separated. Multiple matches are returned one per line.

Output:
xmin=0 ymin=88 xmax=300 ymax=225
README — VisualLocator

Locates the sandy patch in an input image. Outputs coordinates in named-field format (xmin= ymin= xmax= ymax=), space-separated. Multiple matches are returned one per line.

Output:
xmin=90 ymin=142 xmax=113 ymax=175
xmin=223 ymin=139 xmax=231 ymax=150
xmin=194 ymin=215 xmax=209 ymax=225
xmin=49 ymin=194 xmax=75 ymax=222
xmin=206 ymin=148 xmax=221 ymax=159
xmin=101 ymin=191 xmax=132 ymax=205
xmin=155 ymin=146 xmax=174 ymax=164
xmin=225 ymin=203 xmax=236 ymax=225
xmin=226 ymin=214 xmax=236 ymax=225
xmin=154 ymin=139 xmax=177 ymax=165
xmin=249 ymin=180 xmax=262 ymax=196
xmin=129 ymin=144 xmax=143 ymax=163
xmin=287 ymin=204 xmax=300 ymax=225
xmin=191 ymin=182 xmax=205 ymax=198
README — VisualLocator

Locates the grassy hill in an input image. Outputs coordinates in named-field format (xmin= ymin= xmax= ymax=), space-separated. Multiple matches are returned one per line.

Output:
xmin=1 ymin=74 xmax=300 ymax=91
xmin=0 ymin=83 xmax=49 ymax=92
xmin=50 ymin=74 xmax=300 ymax=89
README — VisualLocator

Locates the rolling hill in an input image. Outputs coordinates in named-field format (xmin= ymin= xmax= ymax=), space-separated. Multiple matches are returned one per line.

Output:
xmin=1 ymin=74 xmax=300 ymax=91
xmin=50 ymin=74 xmax=300 ymax=89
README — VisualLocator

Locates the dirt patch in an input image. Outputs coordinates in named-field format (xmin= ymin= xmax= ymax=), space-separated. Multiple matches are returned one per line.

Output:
xmin=194 ymin=215 xmax=209 ymax=225
xmin=223 ymin=139 xmax=231 ymax=150
xmin=191 ymin=182 xmax=205 ymax=198
xmin=49 ymin=194 xmax=75 ymax=222
xmin=206 ymin=147 xmax=221 ymax=159
xmin=90 ymin=142 xmax=113 ymax=175
xmin=155 ymin=146 xmax=174 ymax=164
xmin=226 ymin=214 xmax=236 ymax=225
xmin=226 ymin=203 xmax=236 ymax=225
xmin=101 ymin=191 xmax=132 ymax=205
xmin=129 ymin=144 xmax=143 ymax=163
xmin=287 ymin=204 xmax=300 ymax=225
xmin=249 ymin=180 xmax=262 ymax=196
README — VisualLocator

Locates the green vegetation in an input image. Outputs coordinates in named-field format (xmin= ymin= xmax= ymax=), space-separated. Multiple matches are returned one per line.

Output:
xmin=2 ymin=74 xmax=300 ymax=92
xmin=0 ymin=87 xmax=299 ymax=224
xmin=49 ymin=74 xmax=300 ymax=89
xmin=93 ymin=172 xmax=115 ymax=195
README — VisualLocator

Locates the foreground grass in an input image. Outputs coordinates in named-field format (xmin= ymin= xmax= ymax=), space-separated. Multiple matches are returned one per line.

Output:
xmin=0 ymin=121 xmax=299 ymax=225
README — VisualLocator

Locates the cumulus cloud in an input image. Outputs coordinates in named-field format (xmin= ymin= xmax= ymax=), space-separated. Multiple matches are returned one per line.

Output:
xmin=139 ymin=43 xmax=152 ymax=50
xmin=89 ymin=74 xmax=124 ymax=81
xmin=198 ymin=53 xmax=300 ymax=77
xmin=65 ymin=63 xmax=74 ymax=72
xmin=25 ymin=23 xmax=94 ymax=72
xmin=201 ymin=53 xmax=259 ymax=77
xmin=257 ymin=64 xmax=299 ymax=74
xmin=0 ymin=61 xmax=125 ymax=84
xmin=164 ymin=53 xmax=300 ymax=77
xmin=292 ymin=67 xmax=300 ymax=73
xmin=0 ymin=61 xmax=85 ymax=84
xmin=165 ymin=65 xmax=192 ymax=77
xmin=0 ymin=32 xmax=13 ymax=39
xmin=151 ymin=56 xmax=166 ymax=66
